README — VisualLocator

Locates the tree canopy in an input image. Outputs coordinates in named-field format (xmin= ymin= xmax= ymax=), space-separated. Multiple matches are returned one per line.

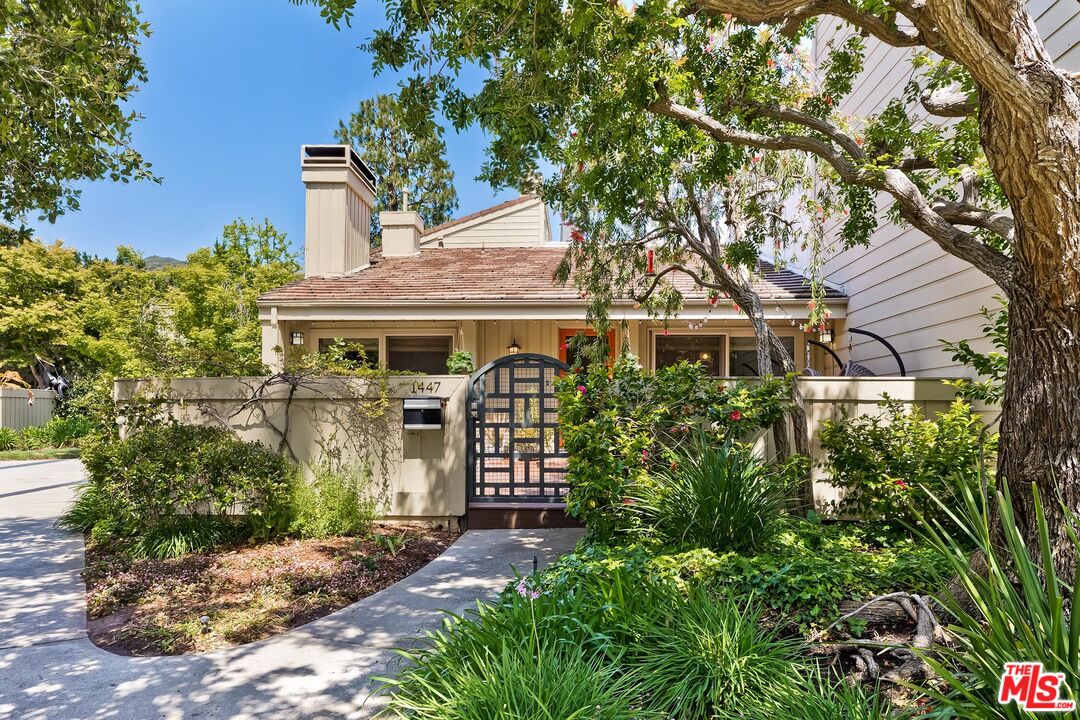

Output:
xmin=301 ymin=0 xmax=1080 ymax=572
xmin=0 ymin=0 xmax=155 ymax=225
xmin=336 ymin=93 xmax=458 ymax=237
xmin=0 ymin=219 xmax=301 ymax=382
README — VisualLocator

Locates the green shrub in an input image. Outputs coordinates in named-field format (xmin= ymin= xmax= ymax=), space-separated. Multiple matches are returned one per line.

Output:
xmin=130 ymin=515 xmax=248 ymax=558
xmin=735 ymin=672 xmax=916 ymax=719
xmin=383 ymin=634 xmax=646 ymax=719
xmin=381 ymin=566 xmax=657 ymax=718
xmin=445 ymin=350 xmax=475 ymax=375
xmin=61 ymin=423 xmax=295 ymax=557
xmin=631 ymin=437 xmax=791 ymax=553
xmin=0 ymin=427 xmax=17 ymax=451
xmin=557 ymin=355 xmax=796 ymax=541
xmin=917 ymin=480 xmax=1080 ymax=718
xmin=627 ymin=590 xmax=804 ymax=718
xmin=17 ymin=423 xmax=53 ymax=449
xmin=289 ymin=462 xmax=379 ymax=539
xmin=542 ymin=523 xmax=951 ymax=632
xmin=40 ymin=415 xmax=93 ymax=446
xmin=820 ymin=397 xmax=991 ymax=531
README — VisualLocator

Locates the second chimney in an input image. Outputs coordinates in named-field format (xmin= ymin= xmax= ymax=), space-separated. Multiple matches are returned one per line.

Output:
xmin=380 ymin=210 xmax=424 ymax=257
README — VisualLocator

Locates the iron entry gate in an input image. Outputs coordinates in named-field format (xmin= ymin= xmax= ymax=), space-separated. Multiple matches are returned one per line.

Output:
xmin=467 ymin=353 xmax=571 ymax=504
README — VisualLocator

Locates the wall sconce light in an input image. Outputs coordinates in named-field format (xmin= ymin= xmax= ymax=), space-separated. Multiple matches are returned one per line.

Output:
xmin=507 ymin=339 xmax=522 ymax=354
xmin=290 ymin=331 xmax=305 ymax=346
xmin=820 ymin=326 xmax=834 ymax=344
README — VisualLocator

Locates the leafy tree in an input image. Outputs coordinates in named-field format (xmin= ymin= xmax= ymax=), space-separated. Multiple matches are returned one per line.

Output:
xmin=302 ymin=0 xmax=1080 ymax=574
xmin=72 ymin=246 xmax=172 ymax=378
xmin=336 ymin=93 xmax=457 ymax=237
xmin=0 ymin=240 xmax=84 ymax=384
xmin=166 ymin=219 xmax=300 ymax=375
xmin=0 ymin=0 xmax=156 ymax=223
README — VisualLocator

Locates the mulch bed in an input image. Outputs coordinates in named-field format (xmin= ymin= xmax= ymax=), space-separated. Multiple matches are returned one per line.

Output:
xmin=83 ymin=524 xmax=459 ymax=656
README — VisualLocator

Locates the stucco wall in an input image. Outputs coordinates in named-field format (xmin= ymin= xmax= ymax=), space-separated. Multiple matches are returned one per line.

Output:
xmin=115 ymin=376 xmax=468 ymax=525
xmin=115 ymin=375 xmax=976 ymax=519
xmin=813 ymin=4 xmax=1079 ymax=376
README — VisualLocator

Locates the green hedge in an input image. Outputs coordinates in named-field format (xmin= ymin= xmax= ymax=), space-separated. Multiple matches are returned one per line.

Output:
xmin=63 ymin=423 xmax=294 ymax=556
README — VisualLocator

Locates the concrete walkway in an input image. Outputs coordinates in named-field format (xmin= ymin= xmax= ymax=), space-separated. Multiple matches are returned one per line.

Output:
xmin=0 ymin=460 xmax=584 ymax=719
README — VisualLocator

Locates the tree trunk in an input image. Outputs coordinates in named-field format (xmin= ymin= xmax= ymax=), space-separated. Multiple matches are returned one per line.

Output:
xmin=980 ymin=57 xmax=1080 ymax=579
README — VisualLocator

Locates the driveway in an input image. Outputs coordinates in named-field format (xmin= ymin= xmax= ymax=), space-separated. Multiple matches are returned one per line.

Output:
xmin=0 ymin=460 xmax=584 ymax=719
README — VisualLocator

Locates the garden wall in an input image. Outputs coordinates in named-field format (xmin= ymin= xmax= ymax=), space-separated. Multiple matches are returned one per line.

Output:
xmin=0 ymin=388 xmax=56 ymax=430
xmin=114 ymin=375 xmax=988 ymax=521
xmin=114 ymin=376 xmax=468 ymax=527
xmin=798 ymin=377 xmax=995 ymax=508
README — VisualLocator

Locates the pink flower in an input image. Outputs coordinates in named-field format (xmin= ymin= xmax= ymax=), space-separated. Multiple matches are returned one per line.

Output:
xmin=895 ymin=479 xmax=909 ymax=489
xmin=577 ymin=385 xmax=587 ymax=394
xmin=641 ymin=449 xmax=649 ymax=461
xmin=622 ymin=497 xmax=636 ymax=505
xmin=729 ymin=410 xmax=742 ymax=421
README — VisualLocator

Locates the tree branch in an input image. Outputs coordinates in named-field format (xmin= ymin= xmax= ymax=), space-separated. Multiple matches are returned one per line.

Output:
xmin=931 ymin=199 xmax=1014 ymax=241
xmin=691 ymin=0 xmax=932 ymax=51
xmin=920 ymin=87 xmax=977 ymax=117
xmin=648 ymin=89 xmax=1015 ymax=290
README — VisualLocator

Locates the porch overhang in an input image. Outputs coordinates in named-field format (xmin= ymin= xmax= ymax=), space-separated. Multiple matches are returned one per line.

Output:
xmin=258 ymin=297 xmax=848 ymax=323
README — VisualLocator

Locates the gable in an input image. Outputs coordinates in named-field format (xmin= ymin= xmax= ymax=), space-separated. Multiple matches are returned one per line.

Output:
xmin=420 ymin=196 xmax=551 ymax=248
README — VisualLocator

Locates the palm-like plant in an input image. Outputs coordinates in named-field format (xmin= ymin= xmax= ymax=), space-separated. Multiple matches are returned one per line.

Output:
xmin=917 ymin=478 xmax=1079 ymax=718
xmin=632 ymin=436 xmax=791 ymax=552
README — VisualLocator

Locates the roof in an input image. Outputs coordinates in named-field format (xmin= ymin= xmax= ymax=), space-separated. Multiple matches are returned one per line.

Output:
xmin=422 ymin=195 xmax=537 ymax=236
xmin=259 ymin=247 xmax=845 ymax=304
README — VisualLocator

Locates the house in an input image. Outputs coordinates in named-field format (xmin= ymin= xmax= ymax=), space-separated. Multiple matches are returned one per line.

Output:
xmin=811 ymin=5 xmax=1079 ymax=376
xmin=258 ymin=144 xmax=848 ymax=379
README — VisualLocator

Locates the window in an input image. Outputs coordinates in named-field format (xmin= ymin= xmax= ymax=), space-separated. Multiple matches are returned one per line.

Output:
xmin=655 ymin=334 xmax=726 ymax=376
xmin=319 ymin=337 xmax=379 ymax=366
xmin=728 ymin=335 xmax=796 ymax=377
xmin=559 ymin=329 xmax=616 ymax=369
xmin=387 ymin=335 xmax=453 ymax=374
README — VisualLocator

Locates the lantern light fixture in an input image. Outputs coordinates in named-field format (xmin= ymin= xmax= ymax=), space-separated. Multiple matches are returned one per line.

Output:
xmin=820 ymin=326 xmax=834 ymax=345
xmin=507 ymin=339 xmax=522 ymax=354
xmin=290 ymin=331 xmax=305 ymax=346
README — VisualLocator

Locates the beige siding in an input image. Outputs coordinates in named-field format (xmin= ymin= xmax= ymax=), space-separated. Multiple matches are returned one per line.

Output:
xmin=814 ymin=4 xmax=1078 ymax=377
xmin=421 ymin=199 xmax=551 ymax=248
xmin=0 ymin=389 xmax=56 ymax=430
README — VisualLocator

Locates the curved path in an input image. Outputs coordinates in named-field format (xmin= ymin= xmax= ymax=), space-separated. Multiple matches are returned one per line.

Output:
xmin=0 ymin=460 xmax=583 ymax=719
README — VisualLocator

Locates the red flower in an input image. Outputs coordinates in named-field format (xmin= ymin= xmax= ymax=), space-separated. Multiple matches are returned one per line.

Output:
xmin=569 ymin=229 xmax=585 ymax=243
xmin=895 ymin=479 xmax=909 ymax=489
xmin=560 ymin=342 xmax=569 ymax=350
xmin=641 ymin=449 xmax=649 ymax=461
xmin=622 ymin=497 xmax=636 ymax=505
xmin=729 ymin=410 xmax=742 ymax=421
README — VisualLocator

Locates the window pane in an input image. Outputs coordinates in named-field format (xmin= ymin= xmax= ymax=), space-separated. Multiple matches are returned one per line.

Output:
xmin=655 ymin=334 xmax=725 ymax=376
xmin=387 ymin=336 xmax=452 ymax=374
xmin=318 ymin=337 xmax=378 ymax=366
xmin=729 ymin=336 xmax=796 ymax=377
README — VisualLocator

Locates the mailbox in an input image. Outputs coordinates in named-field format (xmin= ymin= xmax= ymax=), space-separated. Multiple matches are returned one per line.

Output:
xmin=403 ymin=396 xmax=444 ymax=430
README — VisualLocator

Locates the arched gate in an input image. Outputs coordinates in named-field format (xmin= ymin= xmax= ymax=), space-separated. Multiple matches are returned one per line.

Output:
xmin=466 ymin=353 xmax=571 ymax=505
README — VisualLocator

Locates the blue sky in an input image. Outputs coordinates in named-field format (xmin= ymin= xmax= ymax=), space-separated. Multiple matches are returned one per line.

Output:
xmin=35 ymin=0 xmax=518 ymax=260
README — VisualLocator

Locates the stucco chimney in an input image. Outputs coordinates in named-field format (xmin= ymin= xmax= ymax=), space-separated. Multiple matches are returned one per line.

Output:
xmin=301 ymin=144 xmax=377 ymax=277
xmin=380 ymin=210 xmax=424 ymax=257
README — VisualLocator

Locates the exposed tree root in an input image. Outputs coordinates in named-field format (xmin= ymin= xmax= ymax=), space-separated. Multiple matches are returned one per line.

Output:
xmin=812 ymin=591 xmax=950 ymax=685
